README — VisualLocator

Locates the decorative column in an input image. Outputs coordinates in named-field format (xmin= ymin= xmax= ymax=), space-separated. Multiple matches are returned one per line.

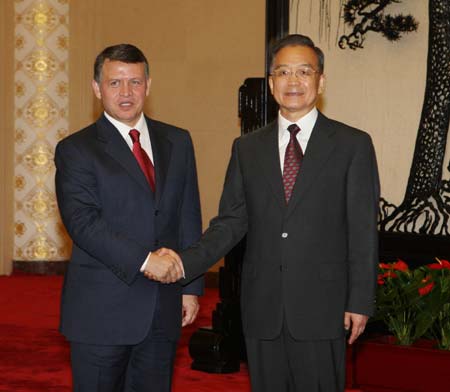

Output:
xmin=14 ymin=0 xmax=70 ymax=264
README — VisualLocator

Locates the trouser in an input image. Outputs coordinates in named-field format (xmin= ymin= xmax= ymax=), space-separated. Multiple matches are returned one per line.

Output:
xmin=70 ymin=307 xmax=177 ymax=392
xmin=245 ymin=321 xmax=346 ymax=392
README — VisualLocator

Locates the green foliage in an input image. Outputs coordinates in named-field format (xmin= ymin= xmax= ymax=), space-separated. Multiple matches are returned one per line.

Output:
xmin=375 ymin=259 xmax=450 ymax=349
xmin=421 ymin=263 xmax=450 ymax=350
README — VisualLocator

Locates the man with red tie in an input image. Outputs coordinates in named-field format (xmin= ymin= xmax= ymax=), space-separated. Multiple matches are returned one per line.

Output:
xmin=152 ymin=34 xmax=380 ymax=391
xmin=55 ymin=43 xmax=202 ymax=391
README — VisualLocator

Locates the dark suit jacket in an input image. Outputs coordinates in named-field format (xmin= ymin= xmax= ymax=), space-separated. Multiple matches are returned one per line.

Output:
xmin=181 ymin=112 xmax=379 ymax=340
xmin=55 ymin=115 xmax=202 ymax=345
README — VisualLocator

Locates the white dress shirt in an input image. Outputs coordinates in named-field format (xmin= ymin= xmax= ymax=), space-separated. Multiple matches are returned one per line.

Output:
xmin=104 ymin=111 xmax=154 ymax=163
xmin=278 ymin=107 xmax=318 ymax=173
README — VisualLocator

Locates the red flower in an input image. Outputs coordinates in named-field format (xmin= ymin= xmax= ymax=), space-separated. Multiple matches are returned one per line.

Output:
xmin=428 ymin=259 xmax=450 ymax=270
xmin=379 ymin=260 xmax=409 ymax=272
xmin=392 ymin=260 xmax=409 ymax=271
xmin=418 ymin=282 xmax=435 ymax=296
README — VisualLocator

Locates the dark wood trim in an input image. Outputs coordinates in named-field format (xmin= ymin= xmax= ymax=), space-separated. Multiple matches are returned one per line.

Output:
xmin=265 ymin=0 xmax=290 ymax=72
xmin=380 ymin=232 xmax=450 ymax=268
xmin=264 ymin=0 xmax=290 ymax=123
xmin=13 ymin=260 xmax=69 ymax=275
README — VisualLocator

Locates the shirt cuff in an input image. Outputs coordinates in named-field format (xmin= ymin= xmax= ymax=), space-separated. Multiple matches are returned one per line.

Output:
xmin=140 ymin=252 xmax=150 ymax=272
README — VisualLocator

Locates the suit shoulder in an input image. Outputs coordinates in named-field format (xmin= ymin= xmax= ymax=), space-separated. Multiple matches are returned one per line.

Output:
xmin=235 ymin=121 xmax=275 ymax=144
xmin=243 ymin=121 xmax=275 ymax=138
xmin=57 ymin=122 xmax=97 ymax=147
xmin=321 ymin=114 xmax=372 ymax=142
xmin=54 ymin=123 xmax=100 ymax=168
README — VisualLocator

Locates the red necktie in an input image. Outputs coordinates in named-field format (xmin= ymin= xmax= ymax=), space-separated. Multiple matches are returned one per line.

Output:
xmin=129 ymin=129 xmax=156 ymax=192
xmin=283 ymin=124 xmax=303 ymax=203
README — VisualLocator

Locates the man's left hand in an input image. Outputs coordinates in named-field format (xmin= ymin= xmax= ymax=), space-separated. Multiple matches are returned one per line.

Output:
xmin=182 ymin=295 xmax=200 ymax=327
xmin=344 ymin=312 xmax=368 ymax=345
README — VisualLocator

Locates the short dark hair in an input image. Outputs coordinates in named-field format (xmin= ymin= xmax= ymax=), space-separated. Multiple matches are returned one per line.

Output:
xmin=268 ymin=34 xmax=324 ymax=74
xmin=93 ymin=44 xmax=150 ymax=82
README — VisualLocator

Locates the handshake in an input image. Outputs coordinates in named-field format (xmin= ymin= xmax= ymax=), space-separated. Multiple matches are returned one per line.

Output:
xmin=144 ymin=248 xmax=184 ymax=283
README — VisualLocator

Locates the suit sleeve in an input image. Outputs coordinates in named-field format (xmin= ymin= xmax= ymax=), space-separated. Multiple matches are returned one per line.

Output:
xmin=181 ymin=138 xmax=248 ymax=283
xmin=345 ymin=133 xmax=380 ymax=316
xmin=178 ymin=134 xmax=204 ymax=295
xmin=55 ymin=139 xmax=149 ymax=285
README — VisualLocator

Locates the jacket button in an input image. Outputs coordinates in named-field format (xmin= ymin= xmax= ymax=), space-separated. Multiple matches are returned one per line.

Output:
xmin=281 ymin=232 xmax=288 ymax=238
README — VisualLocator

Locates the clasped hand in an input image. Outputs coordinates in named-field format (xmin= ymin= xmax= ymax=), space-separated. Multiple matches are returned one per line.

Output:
xmin=144 ymin=248 xmax=183 ymax=283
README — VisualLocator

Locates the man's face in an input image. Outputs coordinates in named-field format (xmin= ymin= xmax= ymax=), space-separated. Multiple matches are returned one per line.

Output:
xmin=268 ymin=45 xmax=325 ymax=122
xmin=92 ymin=60 xmax=150 ymax=127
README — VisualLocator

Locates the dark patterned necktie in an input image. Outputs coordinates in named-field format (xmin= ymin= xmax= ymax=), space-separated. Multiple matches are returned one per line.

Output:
xmin=129 ymin=129 xmax=155 ymax=192
xmin=283 ymin=124 xmax=303 ymax=203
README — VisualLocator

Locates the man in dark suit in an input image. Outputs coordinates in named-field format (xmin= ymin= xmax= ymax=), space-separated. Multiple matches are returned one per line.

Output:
xmin=152 ymin=34 xmax=379 ymax=391
xmin=55 ymin=44 xmax=202 ymax=392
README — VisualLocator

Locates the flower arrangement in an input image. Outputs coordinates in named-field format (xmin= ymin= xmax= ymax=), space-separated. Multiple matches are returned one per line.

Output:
xmin=422 ymin=259 xmax=450 ymax=349
xmin=375 ymin=259 xmax=450 ymax=349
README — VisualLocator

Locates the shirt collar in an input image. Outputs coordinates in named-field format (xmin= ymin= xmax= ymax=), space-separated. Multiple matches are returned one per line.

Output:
xmin=104 ymin=112 xmax=147 ymax=146
xmin=104 ymin=111 xmax=146 ymax=132
xmin=278 ymin=107 xmax=318 ymax=144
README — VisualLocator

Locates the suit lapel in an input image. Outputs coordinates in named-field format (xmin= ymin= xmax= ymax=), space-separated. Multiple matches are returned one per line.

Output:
xmin=96 ymin=115 xmax=154 ymax=196
xmin=146 ymin=117 xmax=172 ymax=206
xmin=254 ymin=121 xmax=286 ymax=211
xmin=285 ymin=112 xmax=336 ymax=218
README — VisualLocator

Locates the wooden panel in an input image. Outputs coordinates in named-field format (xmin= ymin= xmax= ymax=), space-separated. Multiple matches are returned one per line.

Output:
xmin=0 ymin=0 xmax=15 ymax=275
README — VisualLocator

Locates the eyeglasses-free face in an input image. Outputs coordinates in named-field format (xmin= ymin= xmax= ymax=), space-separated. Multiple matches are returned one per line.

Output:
xmin=268 ymin=45 xmax=325 ymax=122
xmin=92 ymin=60 xmax=151 ymax=127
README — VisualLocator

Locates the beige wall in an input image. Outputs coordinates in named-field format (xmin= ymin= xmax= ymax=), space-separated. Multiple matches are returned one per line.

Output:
xmin=0 ymin=1 xmax=14 ymax=275
xmin=0 ymin=0 xmax=264 ymax=273
xmin=70 ymin=0 xmax=265 ymax=229
xmin=290 ymin=0 xmax=434 ymax=206
xmin=69 ymin=1 xmax=265 ymax=271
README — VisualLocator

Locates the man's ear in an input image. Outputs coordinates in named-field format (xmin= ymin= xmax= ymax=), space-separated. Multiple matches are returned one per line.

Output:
xmin=268 ymin=75 xmax=274 ymax=95
xmin=318 ymin=74 xmax=326 ymax=95
xmin=145 ymin=78 xmax=152 ymax=96
xmin=92 ymin=79 xmax=102 ymax=99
